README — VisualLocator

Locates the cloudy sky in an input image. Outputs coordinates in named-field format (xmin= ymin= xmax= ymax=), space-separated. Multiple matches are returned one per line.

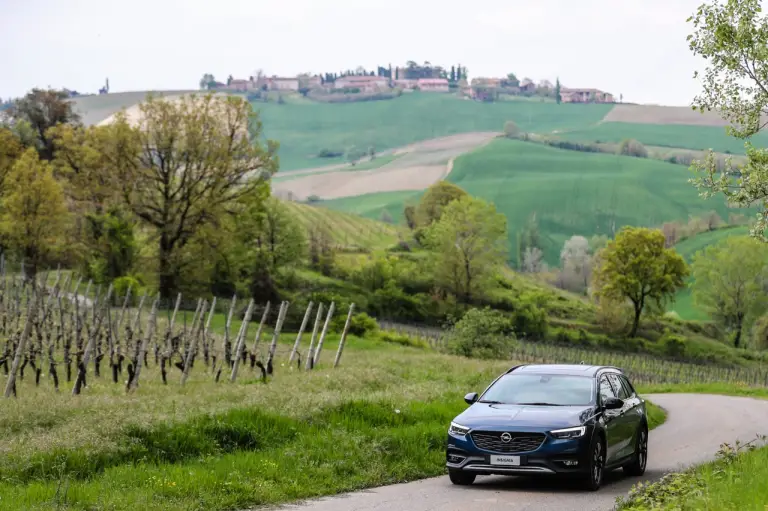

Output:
xmin=2 ymin=0 xmax=708 ymax=105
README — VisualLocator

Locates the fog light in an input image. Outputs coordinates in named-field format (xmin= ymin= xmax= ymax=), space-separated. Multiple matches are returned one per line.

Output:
xmin=447 ymin=454 xmax=466 ymax=464
xmin=562 ymin=460 xmax=578 ymax=467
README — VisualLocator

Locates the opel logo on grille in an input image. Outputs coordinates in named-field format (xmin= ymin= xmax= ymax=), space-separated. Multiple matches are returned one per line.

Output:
xmin=500 ymin=432 xmax=512 ymax=443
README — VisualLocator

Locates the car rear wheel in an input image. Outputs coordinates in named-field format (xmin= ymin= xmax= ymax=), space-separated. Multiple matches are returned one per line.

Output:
xmin=582 ymin=436 xmax=605 ymax=491
xmin=448 ymin=469 xmax=476 ymax=485
xmin=623 ymin=425 xmax=648 ymax=476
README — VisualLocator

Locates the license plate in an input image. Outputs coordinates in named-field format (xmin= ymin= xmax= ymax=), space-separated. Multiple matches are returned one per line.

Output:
xmin=490 ymin=455 xmax=521 ymax=466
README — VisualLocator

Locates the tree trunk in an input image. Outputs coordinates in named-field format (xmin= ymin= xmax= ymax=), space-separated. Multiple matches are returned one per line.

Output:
xmin=158 ymin=236 xmax=175 ymax=301
xmin=734 ymin=314 xmax=745 ymax=348
xmin=629 ymin=301 xmax=642 ymax=338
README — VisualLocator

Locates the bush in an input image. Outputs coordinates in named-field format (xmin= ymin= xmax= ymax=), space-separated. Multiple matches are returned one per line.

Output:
xmin=503 ymin=120 xmax=521 ymax=139
xmin=317 ymin=149 xmax=344 ymax=158
xmin=511 ymin=292 xmax=549 ymax=340
xmin=656 ymin=330 xmax=688 ymax=358
xmin=112 ymin=276 xmax=144 ymax=306
xmin=618 ymin=139 xmax=648 ymax=158
xmin=376 ymin=331 xmax=430 ymax=349
xmin=446 ymin=308 xmax=516 ymax=359
xmin=332 ymin=312 xmax=379 ymax=337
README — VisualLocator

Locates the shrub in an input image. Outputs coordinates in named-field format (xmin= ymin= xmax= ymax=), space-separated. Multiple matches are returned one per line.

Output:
xmin=618 ymin=138 xmax=648 ymax=158
xmin=333 ymin=312 xmax=379 ymax=337
xmin=112 ymin=275 xmax=144 ymax=306
xmin=317 ymin=149 xmax=344 ymax=158
xmin=503 ymin=120 xmax=521 ymax=138
xmin=657 ymin=330 xmax=687 ymax=358
xmin=446 ymin=308 xmax=516 ymax=359
xmin=510 ymin=293 xmax=549 ymax=340
xmin=376 ymin=331 xmax=430 ymax=349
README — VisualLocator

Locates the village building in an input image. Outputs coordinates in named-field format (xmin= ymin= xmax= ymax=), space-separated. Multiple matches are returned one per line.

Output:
xmin=267 ymin=77 xmax=300 ymax=91
xmin=560 ymin=87 xmax=614 ymax=103
xmin=333 ymin=75 xmax=390 ymax=92
xmin=417 ymin=78 xmax=450 ymax=92
xmin=393 ymin=78 xmax=419 ymax=90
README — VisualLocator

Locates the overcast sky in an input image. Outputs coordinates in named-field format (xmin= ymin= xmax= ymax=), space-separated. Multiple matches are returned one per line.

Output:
xmin=2 ymin=0 xmax=709 ymax=105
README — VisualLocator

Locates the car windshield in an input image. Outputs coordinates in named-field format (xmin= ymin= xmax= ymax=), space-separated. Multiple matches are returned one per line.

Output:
xmin=479 ymin=374 xmax=594 ymax=406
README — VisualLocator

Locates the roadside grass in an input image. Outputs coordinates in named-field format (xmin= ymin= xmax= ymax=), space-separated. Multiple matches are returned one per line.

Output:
xmin=638 ymin=382 xmax=768 ymax=399
xmin=645 ymin=401 xmax=666 ymax=431
xmin=618 ymin=435 xmax=768 ymax=511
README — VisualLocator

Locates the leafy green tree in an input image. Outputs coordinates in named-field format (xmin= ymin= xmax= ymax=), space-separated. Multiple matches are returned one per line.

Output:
xmin=0 ymin=127 xmax=22 ymax=189
xmin=504 ymin=120 xmax=521 ymax=139
xmin=415 ymin=180 xmax=468 ymax=227
xmin=0 ymin=148 xmax=70 ymax=278
xmin=425 ymin=196 xmax=508 ymax=302
xmin=199 ymin=73 xmax=216 ymax=90
xmin=691 ymin=236 xmax=768 ymax=348
xmin=83 ymin=207 xmax=137 ymax=284
xmin=555 ymin=77 xmax=562 ymax=104
xmin=8 ymin=88 xmax=81 ymax=160
xmin=592 ymin=227 xmax=688 ymax=337
xmin=96 ymin=93 xmax=278 ymax=300
xmin=687 ymin=0 xmax=768 ymax=239
xmin=234 ymin=196 xmax=307 ymax=301
xmin=505 ymin=73 xmax=520 ymax=88
xmin=517 ymin=213 xmax=541 ymax=270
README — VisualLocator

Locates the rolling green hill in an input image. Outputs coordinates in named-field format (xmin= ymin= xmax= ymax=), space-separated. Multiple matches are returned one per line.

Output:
xmin=252 ymin=93 xmax=613 ymax=170
xmin=558 ymin=122 xmax=768 ymax=155
xmin=322 ymin=139 xmax=751 ymax=265
xmin=669 ymin=226 xmax=751 ymax=321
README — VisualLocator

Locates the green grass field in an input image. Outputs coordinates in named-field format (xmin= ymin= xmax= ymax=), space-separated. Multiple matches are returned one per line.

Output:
xmin=322 ymin=139 xmax=751 ymax=265
xmin=558 ymin=122 xmax=768 ymax=155
xmin=668 ymin=226 xmax=751 ymax=320
xmin=253 ymin=93 xmax=613 ymax=170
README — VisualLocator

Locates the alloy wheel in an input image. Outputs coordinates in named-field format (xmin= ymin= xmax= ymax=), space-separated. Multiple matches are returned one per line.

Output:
xmin=638 ymin=430 xmax=648 ymax=471
xmin=592 ymin=441 xmax=604 ymax=485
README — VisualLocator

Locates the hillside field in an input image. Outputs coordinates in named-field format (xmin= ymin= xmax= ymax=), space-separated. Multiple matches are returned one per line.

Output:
xmin=251 ymin=93 xmax=613 ymax=170
xmin=668 ymin=226 xmax=751 ymax=321
xmin=323 ymin=139 xmax=751 ymax=265
xmin=285 ymin=201 xmax=406 ymax=250
xmin=558 ymin=122 xmax=768 ymax=155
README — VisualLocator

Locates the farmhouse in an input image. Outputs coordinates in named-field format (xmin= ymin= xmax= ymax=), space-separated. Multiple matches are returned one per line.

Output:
xmin=393 ymin=79 xmax=419 ymax=90
xmin=519 ymin=78 xmax=536 ymax=93
xmin=267 ymin=77 xmax=300 ymax=91
xmin=417 ymin=78 xmax=450 ymax=92
xmin=561 ymin=87 xmax=614 ymax=103
xmin=333 ymin=75 xmax=390 ymax=92
xmin=227 ymin=79 xmax=251 ymax=91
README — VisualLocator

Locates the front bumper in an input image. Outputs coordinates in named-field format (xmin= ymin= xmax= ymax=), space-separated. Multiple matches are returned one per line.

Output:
xmin=446 ymin=431 xmax=593 ymax=476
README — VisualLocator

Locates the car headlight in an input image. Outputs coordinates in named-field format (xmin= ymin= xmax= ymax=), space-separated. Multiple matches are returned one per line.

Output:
xmin=549 ymin=426 xmax=586 ymax=439
xmin=449 ymin=422 xmax=470 ymax=437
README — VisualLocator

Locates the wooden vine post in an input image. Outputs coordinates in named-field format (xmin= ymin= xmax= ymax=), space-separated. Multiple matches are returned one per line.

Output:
xmin=305 ymin=303 xmax=324 ymax=370
xmin=334 ymin=303 xmax=355 ymax=368
xmin=128 ymin=295 xmax=159 ymax=392
xmin=288 ymin=301 xmax=313 ymax=365
xmin=313 ymin=301 xmax=335 ymax=367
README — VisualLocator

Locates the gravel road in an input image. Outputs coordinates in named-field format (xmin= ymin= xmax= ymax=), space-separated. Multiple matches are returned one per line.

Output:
xmin=271 ymin=393 xmax=768 ymax=511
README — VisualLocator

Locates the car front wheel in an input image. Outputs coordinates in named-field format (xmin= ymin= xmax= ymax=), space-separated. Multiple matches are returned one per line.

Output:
xmin=623 ymin=425 xmax=648 ymax=476
xmin=448 ymin=469 xmax=476 ymax=485
xmin=582 ymin=436 xmax=605 ymax=491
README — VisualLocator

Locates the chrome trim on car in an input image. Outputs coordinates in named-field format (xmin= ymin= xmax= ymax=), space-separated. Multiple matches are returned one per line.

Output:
xmin=462 ymin=464 xmax=556 ymax=474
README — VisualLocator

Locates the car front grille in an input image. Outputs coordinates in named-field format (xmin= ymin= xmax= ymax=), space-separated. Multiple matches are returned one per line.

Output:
xmin=470 ymin=431 xmax=546 ymax=453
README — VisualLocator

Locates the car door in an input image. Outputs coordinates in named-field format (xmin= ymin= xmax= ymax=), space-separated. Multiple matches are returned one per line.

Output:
xmin=608 ymin=373 xmax=637 ymax=460
xmin=618 ymin=374 xmax=645 ymax=454
xmin=597 ymin=374 xmax=622 ymax=463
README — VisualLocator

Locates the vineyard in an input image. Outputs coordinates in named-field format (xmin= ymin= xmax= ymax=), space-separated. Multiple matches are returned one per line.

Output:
xmin=1 ymin=269 xmax=356 ymax=400
xmin=284 ymin=201 xmax=406 ymax=251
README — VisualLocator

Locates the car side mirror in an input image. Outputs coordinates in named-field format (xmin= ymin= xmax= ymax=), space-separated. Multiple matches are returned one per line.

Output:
xmin=603 ymin=397 xmax=624 ymax=410
xmin=464 ymin=392 xmax=479 ymax=405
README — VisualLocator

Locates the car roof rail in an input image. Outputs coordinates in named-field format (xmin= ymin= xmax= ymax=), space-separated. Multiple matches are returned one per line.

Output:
xmin=505 ymin=364 xmax=524 ymax=374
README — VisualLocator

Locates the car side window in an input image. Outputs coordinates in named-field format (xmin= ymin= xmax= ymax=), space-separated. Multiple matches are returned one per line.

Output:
xmin=608 ymin=374 xmax=629 ymax=400
xmin=618 ymin=375 xmax=636 ymax=398
xmin=598 ymin=376 xmax=616 ymax=405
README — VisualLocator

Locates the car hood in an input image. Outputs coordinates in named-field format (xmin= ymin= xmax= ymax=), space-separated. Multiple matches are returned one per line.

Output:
xmin=453 ymin=403 xmax=595 ymax=430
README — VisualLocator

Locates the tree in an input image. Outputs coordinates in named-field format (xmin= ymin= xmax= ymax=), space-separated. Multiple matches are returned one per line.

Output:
xmin=504 ymin=120 xmax=521 ymax=139
xmin=8 ymin=89 xmax=81 ymax=160
xmin=522 ymin=246 xmax=546 ymax=274
xmin=619 ymin=139 xmax=648 ymax=158
xmin=555 ymin=77 xmax=562 ymax=104
xmin=199 ymin=73 xmax=216 ymax=90
xmin=97 ymin=93 xmax=278 ymax=300
xmin=506 ymin=73 xmax=520 ymax=88
xmin=517 ymin=213 xmax=541 ymax=269
xmin=0 ymin=148 xmax=70 ymax=279
xmin=450 ymin=66 xmax=456 ymax=82
xmin=414 ymin=180 xmax=468 ymax=227
xmin=691 ymin=236 xmax=768 ymax=348
xmin=592 ymin=227 xmax=688 ymax=337
xmin=0 ymin=127 xmax=22 ymax=189
xmin=687 ymin=0 xmax=768 ymax=240
xmin=425 ymin=196 xmax=508 ymax=302
xmin=235 ymin=196 xmax=307 ymax=301
xmin=558 ymin=235 xmax=592 ymax=293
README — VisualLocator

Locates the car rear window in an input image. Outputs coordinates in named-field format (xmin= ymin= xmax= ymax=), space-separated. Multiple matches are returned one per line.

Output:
xmin=480 ymin=374 xmax=595 ymax=406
